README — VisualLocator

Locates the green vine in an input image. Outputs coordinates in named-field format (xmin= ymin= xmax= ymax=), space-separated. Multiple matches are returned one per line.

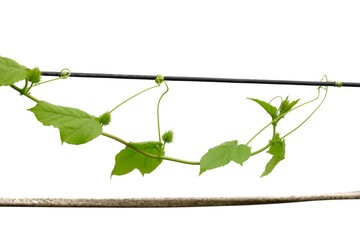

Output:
xmin=0 ymin=55 xmax=329 ymax=177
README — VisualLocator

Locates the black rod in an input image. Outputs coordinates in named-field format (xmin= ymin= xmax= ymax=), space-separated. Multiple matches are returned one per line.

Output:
xmin=41 ymin=71 xmax=360 ymax=87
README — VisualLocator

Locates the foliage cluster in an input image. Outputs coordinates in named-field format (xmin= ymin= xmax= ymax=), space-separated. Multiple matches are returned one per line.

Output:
xmin=0 ymin=56 xmax=328 ymax=177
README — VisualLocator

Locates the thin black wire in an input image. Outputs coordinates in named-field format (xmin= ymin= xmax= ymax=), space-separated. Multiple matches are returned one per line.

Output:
xmin=41 ymin=71 xmax=360 ymax=87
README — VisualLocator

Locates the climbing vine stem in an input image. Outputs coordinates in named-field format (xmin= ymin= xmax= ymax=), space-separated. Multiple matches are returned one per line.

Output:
xmin=281 ymin=80 xmax=329 ymax=139
xmin=157 ymin=78 xmax=169 ymax=142
xmin=10 ymin=84 xmax=39 ymax=103
xmin=0 ymin=56 xmax=333 ymax=177
xmin=109 ymin=84 xmax=160 ymax=113
xmin=33 ymin=68 xmax=71 ymax=87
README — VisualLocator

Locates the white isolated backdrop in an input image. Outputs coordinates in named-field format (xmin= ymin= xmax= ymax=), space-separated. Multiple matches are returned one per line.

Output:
xmin=0 ymin=0 xmax=359 ymax=239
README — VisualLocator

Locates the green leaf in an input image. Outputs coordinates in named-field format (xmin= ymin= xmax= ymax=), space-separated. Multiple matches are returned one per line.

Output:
xmin=248 ymin=98 xmax=278 ymax=120
xmin=261 ymin=134 xmax=286 ymax=177
xmin=200 ymin=140 xmax=251 ymax=174
xmin=232 ymin=144 xmax=252 ymax=165
xmin=29 ymin=101 xmax=102 ymax=144
xmin=111 ymin=141 xmax=164 ymax=176
xmin=279 ymin=96 xmax=300 ymax=116
xmin=0 ymin=56 xmax=28 ymax=86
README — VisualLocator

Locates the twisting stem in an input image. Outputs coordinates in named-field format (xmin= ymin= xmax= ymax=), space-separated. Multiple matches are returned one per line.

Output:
xmin=281 ymin=86 xmax=328 ymax=139
xmin=250 ymin=124 xmax=276 ymax=156
xmin=157 ymin=81 xmax=169 ymax=142
xmin=269 ymin=96 xmax=283 ymax=105
xmin=34 ymin=68 xmax=71 ymax=87
xmin=246 ymin=121 xmax=272 ymax=146
xmin=251 ymin=143 xmax=271 ymax=156
xmin=109 ymin=84 xmax=160 ymax=113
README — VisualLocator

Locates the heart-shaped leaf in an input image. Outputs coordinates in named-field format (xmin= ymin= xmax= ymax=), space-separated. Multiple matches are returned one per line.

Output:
xmin=200 ymin=140 xmax=251 ymax=174
xmin=29 ymin=101 xmax=102 ymax=144
xmin=112 ymin=141 xmax=164 ymax=176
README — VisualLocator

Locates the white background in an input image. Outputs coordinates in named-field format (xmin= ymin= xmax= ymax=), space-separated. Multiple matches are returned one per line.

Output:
xmin=1 ymin=0 xmax=359 ymax=239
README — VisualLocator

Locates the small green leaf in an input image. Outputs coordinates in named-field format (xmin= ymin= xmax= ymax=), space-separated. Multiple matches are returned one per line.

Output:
xmin=279 ymin=96 xmax=300 ymax=116
xmin=0 ymin=56 xmax=28 ymax=86
xmin=248 ymin=98 xmax=278 ymax=120
xmin=26 ymin=67 xmax=42 ymax=84
xmin=29 ymin=101 xmax=102 ymax=144
xmin=261 ymin=134 xmax=286 ymax=177
xmin=111 ymin=141 xmax=164 ymax=176
xmin=200 ymin=140 xmax=251 ymax=174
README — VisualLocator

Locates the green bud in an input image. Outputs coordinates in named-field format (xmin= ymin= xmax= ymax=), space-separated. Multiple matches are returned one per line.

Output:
xmin=26 ymin=67 xmax=42 ymax=83
xmin=98 ymin=111 xmax=111 ymax=126
xmin=162 ymin=130 xmax=174 ymax=143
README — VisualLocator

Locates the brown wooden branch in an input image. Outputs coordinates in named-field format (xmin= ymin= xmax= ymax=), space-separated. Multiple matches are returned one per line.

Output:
xmin=1 ymin=191 xmax=359 ymax=208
